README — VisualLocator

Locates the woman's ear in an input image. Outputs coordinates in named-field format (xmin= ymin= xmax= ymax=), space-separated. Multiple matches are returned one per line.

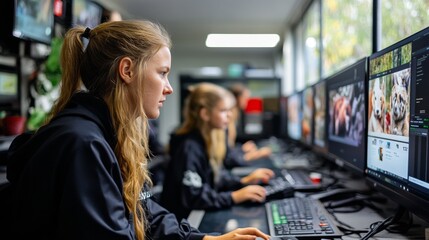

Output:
xmin=118 ymin=57 xmax=134 ymax=84
xmin=199 ymin=107 xmax=210 ymax=122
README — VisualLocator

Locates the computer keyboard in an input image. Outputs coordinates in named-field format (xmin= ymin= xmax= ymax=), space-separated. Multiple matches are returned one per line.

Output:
xmin=265 ymin=197 xmax=342 ymax=238
xmin=281 ymin=169 xmax=323 ymax=191
xmin=265 ymin=177 xmax=295 ymax=201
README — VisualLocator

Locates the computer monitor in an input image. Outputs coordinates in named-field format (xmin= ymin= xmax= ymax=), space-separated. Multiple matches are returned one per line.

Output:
xmin=13 ymin=0 xmax=54 ymax=44
xmin=301 ymin=86 xmax=314 ymax=147
xmin=287 ymin=91 xmax=302 ymax=142
xmin=312 ymin=80 xmax=328 ymax=155
xmin=72 ymin=0 xmax=102 ymax=28
xmin=366 ymin=26 xmax=429 ymax=222
xmin=326 ymin=58 xmax=367 ymax=175
xmin=0 ymin=66 xmax=19 ymax=109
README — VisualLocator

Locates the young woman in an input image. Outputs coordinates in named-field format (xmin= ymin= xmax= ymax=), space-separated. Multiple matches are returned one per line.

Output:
xmin=5 ymin=20 xmax=269 ymax=240
xmin=161 ymin=83 xmax=274 ymax=220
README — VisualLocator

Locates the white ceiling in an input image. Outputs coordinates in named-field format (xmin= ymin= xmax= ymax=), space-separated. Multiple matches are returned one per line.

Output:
xmin=94 ymin=0 xmax=310 ymax=56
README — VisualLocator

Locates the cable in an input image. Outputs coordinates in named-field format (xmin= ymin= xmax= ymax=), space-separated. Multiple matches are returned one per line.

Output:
xmin=360 ymin=206 xmax=406 ymax=240
xmin=326 ymin=207 xmax=367 ymax=238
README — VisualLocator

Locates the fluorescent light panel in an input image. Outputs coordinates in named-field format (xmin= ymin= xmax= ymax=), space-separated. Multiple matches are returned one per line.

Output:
xmin=206 ymin=34 xmax=280 ymax=48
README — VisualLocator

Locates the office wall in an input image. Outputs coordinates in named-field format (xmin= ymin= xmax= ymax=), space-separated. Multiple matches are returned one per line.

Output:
xmin=158 ymin=50 xmax=278 ymax=145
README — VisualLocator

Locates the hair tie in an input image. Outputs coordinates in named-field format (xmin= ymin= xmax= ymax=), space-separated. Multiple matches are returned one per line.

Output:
xmin=81 ymin=27 xmax=91 ymax=51
xmin=82 ymin=27 xmax=91 ymax=39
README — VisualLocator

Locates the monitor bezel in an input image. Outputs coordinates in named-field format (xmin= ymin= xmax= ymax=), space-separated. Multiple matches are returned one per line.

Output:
xmin=325 ymin=57 xmax=368 ymax=176
xmin=366 ymin=26 xmax=429 ymax=223
xmin=311 ymin=79 xmax=329 ymax=157
xmin=71 ymin=0 xmax=103 ymax=29
xmin=13 ymin=0 xmax=54 ymax=45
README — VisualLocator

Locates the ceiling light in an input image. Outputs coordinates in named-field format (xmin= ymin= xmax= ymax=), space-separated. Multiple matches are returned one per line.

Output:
xmin=206 ymin=34 xmax=280 ymax=48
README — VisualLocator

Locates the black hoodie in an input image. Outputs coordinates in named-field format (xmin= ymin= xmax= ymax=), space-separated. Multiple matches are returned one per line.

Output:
xmin=161 ymin=130 xmax=244 ymax=221
xmin=6 ymin=92 xmax=204 ymax=240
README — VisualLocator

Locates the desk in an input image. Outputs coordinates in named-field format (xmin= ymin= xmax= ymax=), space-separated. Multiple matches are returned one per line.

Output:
xmin=191 ymin=204 xmax=269 ymax=234
xmin=189 ymin=198 xmax=427 ymax=239
xmin=188 ymin=150 xmax=428 ymax=239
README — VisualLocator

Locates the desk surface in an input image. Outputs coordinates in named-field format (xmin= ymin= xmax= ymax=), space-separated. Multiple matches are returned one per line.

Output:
xmin=196 ymin=204 xmax=269 ymax=234
xmin=190 ymin=199 xmax=427 ymax=239
xmin=189 ymin=149 xmax=428 ymax=240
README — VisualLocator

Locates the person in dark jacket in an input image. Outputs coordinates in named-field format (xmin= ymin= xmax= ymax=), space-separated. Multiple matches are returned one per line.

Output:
xmin=5 ymin=20 xmax=269 ymax=240
xmin=227 ymin=83 xmax=272 ymax=164
xmin=161 ymin=83 xmax=275 ymax=220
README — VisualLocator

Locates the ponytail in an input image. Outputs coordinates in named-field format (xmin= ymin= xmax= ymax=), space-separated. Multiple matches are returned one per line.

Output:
xmin=46 ymin=27 xmax=86 ymax=123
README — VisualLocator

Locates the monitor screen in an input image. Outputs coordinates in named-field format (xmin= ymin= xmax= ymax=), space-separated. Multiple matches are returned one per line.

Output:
xmin=0 ymin=67 xmax=19 ymax=106
xmin=72 ymin=0 xmax=102 ymax=28
xmin=287 ymin=92 xmax=302 ymax=141
xmin=366 ymin=26 xmax=429 ymax=222
xmin=313 ymin=80 xmax=327 ymax=153
xmin=13 ymin=0 xmax=54 ymax=44
xmin=301 ymin=86 xmax=314 ymax=146
xmin=326 ymin=58 xmax=367 ymax=174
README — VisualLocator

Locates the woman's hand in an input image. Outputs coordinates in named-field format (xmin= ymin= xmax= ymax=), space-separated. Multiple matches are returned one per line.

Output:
xmin=242 ymin=141 xmax=258 ymax=153
xmin=231 ymin=185 xmax=266 ymax=204
xmin=244 ymin=147 xmax=272 ymax=161
xmin=241 ymin=168 xmax=274 ymax=185
xmin=203 ymin=227 xmax=270 ymax=240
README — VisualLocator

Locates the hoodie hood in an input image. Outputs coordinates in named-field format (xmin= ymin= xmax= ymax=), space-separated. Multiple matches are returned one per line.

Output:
xmin=169 ymin=129 xmax=205 ymax=158
xmin=7 ymin=92 xmax=116 ymax=183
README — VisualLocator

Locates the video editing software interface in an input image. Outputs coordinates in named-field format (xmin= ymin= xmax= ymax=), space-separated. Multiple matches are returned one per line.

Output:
xmin=327 ymin=59 xmax=367 ymax=173
xmin=367 ymin=27 xmax=429 ymax=208
xmin=287 ymin=91 xmax=302 ymax=141
xmin=301 ymin=87 xmax=314 ymax=146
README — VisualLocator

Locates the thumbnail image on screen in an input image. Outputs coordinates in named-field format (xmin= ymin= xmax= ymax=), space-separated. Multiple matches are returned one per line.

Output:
xmin=313 ymin=81 xmax=326 ymax=150
xmin=301 ymin=87 xmax=313 ymax=146
xmin=287 ymin=92 xmax=302 ymax=141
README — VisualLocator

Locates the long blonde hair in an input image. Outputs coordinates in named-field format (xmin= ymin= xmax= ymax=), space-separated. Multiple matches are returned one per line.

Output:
xmin=47 ymin=20 xmax=171 ymax=240
xmin=176 ymin=83 xmax=233 ymax=178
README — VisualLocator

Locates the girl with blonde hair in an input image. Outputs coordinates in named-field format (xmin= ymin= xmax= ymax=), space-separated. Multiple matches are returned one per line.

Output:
xmin=5 ymin=21 xmax=269 ymax=240
xmin=161 ymin=82 xmax=274 ymax=220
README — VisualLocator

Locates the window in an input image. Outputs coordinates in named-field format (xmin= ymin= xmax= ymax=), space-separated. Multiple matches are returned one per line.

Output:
xmin=322 ymin=0 xmax=372 ymax=77
xmin=303 ymin=1 xmax=321 ymax=85
xmin=380 ymin=0 xmax=429 ymax=49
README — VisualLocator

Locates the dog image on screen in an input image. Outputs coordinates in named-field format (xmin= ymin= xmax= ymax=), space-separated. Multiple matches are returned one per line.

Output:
xmin=390 ymin=68 xmax=410 ymax=136
xmin=368 ymin=77 xmax=385 ymax=133
xmin=333 ymin=96 xmax=351 ymax=137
